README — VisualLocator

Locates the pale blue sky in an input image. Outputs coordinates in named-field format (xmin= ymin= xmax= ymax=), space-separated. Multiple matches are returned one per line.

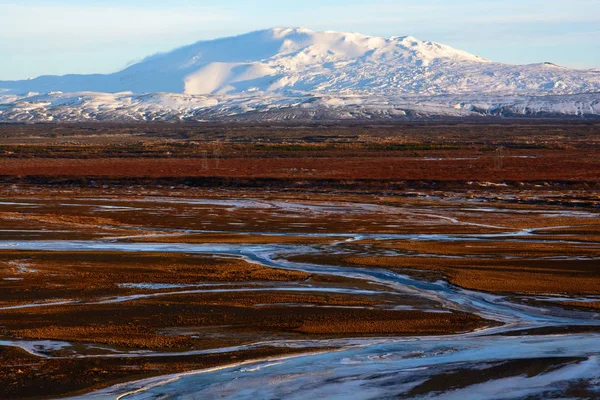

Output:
xmin=1 ymin=0 xmax=599 ymax=80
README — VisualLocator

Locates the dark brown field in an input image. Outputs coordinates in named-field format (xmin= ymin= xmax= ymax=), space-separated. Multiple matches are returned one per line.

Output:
xmin=0 ymin=121 xmax=598 ymax=188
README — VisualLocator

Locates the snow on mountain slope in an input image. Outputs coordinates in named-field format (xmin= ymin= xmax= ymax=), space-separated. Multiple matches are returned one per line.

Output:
xmin=0 ymin=28 xmax=599 ymax=122
xmin=3 ymin=27 xmax=599 ymax=97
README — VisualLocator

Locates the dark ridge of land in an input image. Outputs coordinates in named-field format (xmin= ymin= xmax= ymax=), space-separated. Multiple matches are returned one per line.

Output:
xmin=400 ymin=357 xmax=587 ymax=398
xmin=0 ymin=177 xmax=598 ymax=191
xmin=1 ymin=120 xmax=599 ymax=146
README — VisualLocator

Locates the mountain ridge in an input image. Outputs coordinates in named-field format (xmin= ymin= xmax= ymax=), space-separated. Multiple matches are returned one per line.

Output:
xmin=1 ymin=28 xmax=599 ymax=122
xmin=5 ymin=27 xmax=596 ymax=96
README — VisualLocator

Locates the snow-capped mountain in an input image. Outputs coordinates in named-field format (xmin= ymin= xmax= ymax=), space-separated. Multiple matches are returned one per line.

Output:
xmin=1 ymin=28 xmax=599 ymax=122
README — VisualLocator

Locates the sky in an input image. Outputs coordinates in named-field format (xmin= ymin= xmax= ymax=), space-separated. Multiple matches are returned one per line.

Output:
xmin=1 ymin=0 xmax=599 ymax=80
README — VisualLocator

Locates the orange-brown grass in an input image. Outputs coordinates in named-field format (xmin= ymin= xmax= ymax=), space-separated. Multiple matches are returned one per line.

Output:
xmin=0 ymin=212 xmax=121 ymax=230
xmin=295 ymin=311 xmax=483 ymax=335
xmin=5 ymin=295 xmax=485 ymax=351
xmin=0 ymin=148 xmax=598 ymax=182
xmin=0 ymin=251 xmax=317 ymax=306
xmin=342 ymin=256 xmax=600 ymax=295
xmin=356 ymin=239 xmax=600 ymax=258
xmin=129 ymin=233 xmax=343 ymax=245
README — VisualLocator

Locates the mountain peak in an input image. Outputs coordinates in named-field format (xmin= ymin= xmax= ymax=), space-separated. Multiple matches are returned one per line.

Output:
xmin=107 ymin=28 xmax=494 ymax=95
xmin=1 ymin=28 xmax=597 ymax=99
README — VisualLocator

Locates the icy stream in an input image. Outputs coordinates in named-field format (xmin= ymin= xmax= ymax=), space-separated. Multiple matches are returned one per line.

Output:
xmin=0 ymin=236 xmax=599 ymax=399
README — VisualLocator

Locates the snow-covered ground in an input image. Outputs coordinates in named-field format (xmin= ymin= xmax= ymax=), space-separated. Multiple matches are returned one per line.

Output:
xmin=0 ymin=91 xmax=598 ymax=122
xmin=1 ymin=28 xmax=599 ymax=122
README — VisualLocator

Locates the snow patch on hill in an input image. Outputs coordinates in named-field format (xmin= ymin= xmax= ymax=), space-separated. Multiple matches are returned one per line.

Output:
xmin=1 ymin=91 xmax=598 ymax=122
